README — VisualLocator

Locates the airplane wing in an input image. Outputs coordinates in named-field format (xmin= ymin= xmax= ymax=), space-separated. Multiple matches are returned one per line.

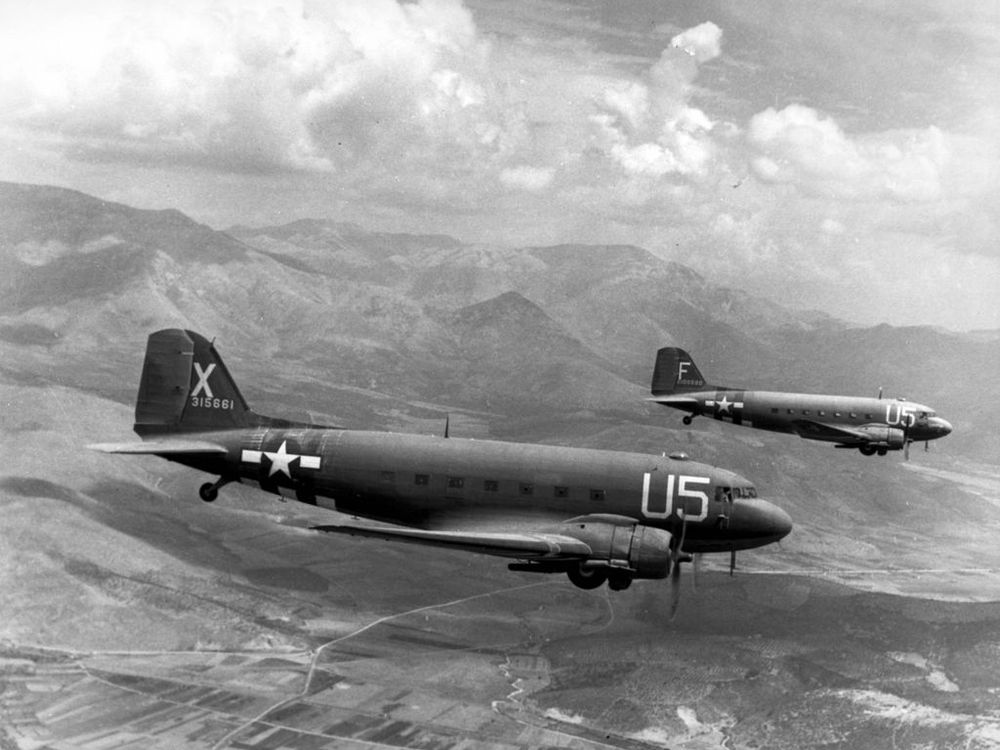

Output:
xmin=790 ymin=420 xmax=874 ymax=445
xmin=312 ymin=522 xmax=594 ymax=560
xmin=88 ymin=440 xmax=228 ymax=455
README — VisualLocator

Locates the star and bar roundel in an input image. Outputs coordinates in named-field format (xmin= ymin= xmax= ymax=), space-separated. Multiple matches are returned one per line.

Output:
xmin=704 ymin=391 xmax=746 ymax=425
xmin=241 ymin=440 xmax=322 ymax=479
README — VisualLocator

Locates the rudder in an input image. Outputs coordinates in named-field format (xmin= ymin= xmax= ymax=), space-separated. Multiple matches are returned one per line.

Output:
xmin=650 ymin=347 xmax=707 ymax=395
xmin=135 ymin=329 xmax=252 ymax=436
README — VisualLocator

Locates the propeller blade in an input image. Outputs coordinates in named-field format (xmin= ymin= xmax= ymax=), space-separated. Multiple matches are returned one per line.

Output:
xmin=669 ymin=556 xmax=683 ymax=620
xmin=692 ymin=553 xmax=702 ymax=589
xmin=729 ymin=548 xmax=736 ymax=576
xmin=668 ymin=510 xmax=689 ymax=620
xmin=904 ymin=440 xmax=910 ymax=461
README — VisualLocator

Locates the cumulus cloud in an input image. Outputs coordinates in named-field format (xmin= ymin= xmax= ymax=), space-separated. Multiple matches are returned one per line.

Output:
xmin=589 ymin=22 xmax=722 ymax=182
xmin=669 ymin=21 xmax=723 ymax=63
xmin=0 ymin=4 xmax=737 ymax=214
xmin=747 ymin=104 xmax=950 ymax=201
xmin=0 ymin=0 xmax=497 ymax=175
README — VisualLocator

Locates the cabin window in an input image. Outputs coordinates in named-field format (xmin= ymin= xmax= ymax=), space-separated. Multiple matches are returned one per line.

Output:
xmin=787 ymin=409 xmax=795 ymax=415
xmin=447 ymin=476 xmax=464 ymax=489
xmin=716 ymin=487 xmax=733 ymax=503
xmin=483 ymin=479 xmax=499 ymax=492
xmin=380 ymin=471 xmax=395 ymax=483
xmin=865 ymin=413 xmax=874 ymax=420
xmin=519 ymin=483 xmax=533 ymax=496
xmin=414 ymin=474 xmax=429 ymax=486
xmin=849 ymin=412 xmax=858 ymax=419
xmin=590 ymin=489 xmax=606 ymax=501
xmin=818 ymin=410 xmax=826 ymax=416
xmin=554 ymin=486 xmax=569 ymax=498
xmin=834 ymin=412 xmax=842 ymax=418
xmin=802 ymin=410 xmax=811 ymax=415
xmin=770 ymin=407 xmax=779 ymax=414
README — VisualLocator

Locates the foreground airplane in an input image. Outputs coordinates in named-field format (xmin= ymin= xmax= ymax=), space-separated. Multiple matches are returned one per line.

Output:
xmin=92 ymin=330 xmax=791 ymax=605
xmin=650 ymin=347 xmax=952 ymax=458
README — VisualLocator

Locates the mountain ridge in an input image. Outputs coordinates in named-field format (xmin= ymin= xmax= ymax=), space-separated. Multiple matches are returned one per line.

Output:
xmin=0 ymin=180 xmax=995 ymax=460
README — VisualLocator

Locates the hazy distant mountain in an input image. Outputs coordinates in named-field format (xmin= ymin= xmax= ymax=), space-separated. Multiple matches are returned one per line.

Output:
xmin=1 ymin=181 xmax=996 ymax=461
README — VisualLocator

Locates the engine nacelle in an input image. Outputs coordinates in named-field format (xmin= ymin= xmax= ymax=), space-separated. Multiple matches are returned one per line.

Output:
xmin=855 ymin=425 xmax=906 ymax=449
xmin=558 ymin=518 xmax=672 ymax=580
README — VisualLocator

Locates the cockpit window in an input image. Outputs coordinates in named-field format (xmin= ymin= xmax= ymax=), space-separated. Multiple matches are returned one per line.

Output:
xmin=717 ymin=486 xmax=757 ymax=501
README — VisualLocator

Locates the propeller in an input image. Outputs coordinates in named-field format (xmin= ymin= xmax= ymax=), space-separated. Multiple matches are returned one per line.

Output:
xmin=903 ymin=412 xmax=914 ymax=460
xmin=730 ymin=548 xmax=737 ymax=576
xmin=669 ymin=509 xmax=692 ymax=620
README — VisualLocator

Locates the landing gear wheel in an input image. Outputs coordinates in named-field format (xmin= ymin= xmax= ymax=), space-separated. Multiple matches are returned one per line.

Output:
xmin=876 ymin=447 xmax=888 ymax=456
xmin=199 ymin=483 xmax=219 ymax=503
xmin=567 ymin=565 xmax=609 ymax=590
xmin=682 ymin=415 xmax=693 ymax=426
xmin=859 ymin=445 xmax=877 ymax=457
xmin=608 ymin=572 xmax=633 ymax=591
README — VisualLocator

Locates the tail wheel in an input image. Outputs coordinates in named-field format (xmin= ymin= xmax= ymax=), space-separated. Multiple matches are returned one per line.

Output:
xmin=567 ymin=565 xmax=608 ymax=590
xmin=682 ymin=415 xmax=694 ymax=426
xmin=199 ymin=476 xmax=233 ymax=502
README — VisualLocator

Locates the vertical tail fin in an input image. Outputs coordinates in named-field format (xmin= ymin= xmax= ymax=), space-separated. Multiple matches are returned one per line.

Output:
xmin=135 ymin=329 xmax=254 ymax=436
xmin=651 ymin=347 xmax=707 ymax=395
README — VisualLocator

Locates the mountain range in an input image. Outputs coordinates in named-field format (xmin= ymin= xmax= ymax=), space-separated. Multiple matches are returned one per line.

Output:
xmin=1 ymin=181 xmax=995 ymax=455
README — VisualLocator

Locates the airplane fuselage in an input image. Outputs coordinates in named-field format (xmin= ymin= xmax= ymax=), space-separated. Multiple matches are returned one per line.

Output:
xmin=96 ymin=330 xmax=793 ymax=594
xmin=649 ymin=347 xmax=952 ymax=456
xmin=166 ymin=426 xmax=789 ymax=555
xmin=660 ymin=388 xmax=952 ymax=454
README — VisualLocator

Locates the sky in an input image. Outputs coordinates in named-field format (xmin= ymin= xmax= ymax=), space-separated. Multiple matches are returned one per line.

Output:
xmin=1 ymin=0 xmax=998 ymax=331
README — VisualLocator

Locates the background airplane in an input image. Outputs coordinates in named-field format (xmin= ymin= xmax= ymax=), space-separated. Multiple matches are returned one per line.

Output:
xmin=650 ymin=347 xmax=952 ymax=458
xmin=91 ymin=329 xmax=791 ymax=610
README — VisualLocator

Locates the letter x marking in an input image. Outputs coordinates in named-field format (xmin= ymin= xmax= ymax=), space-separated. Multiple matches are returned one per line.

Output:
xmin=193 ymin=362 xmax=216 ymax=398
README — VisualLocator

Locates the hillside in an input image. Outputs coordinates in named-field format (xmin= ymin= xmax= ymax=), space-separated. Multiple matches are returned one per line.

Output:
xmin=3 ymin=182 xmax=1000 ymax=749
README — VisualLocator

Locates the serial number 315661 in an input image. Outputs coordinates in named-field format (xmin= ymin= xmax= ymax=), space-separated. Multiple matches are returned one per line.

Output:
xmin=191 ymin=396 xmax=235 ymax=410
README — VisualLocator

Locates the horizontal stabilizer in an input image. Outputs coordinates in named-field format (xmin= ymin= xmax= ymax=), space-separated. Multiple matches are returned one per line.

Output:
xmin=88 ymin=440 xmax=227 ymax=455
xmin=312 ymin=523 xmax=593 ymax=560
xmin=648 ymin=395 xmax=701 ymax=406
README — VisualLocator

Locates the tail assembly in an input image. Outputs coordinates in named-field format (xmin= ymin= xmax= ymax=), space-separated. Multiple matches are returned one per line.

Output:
xmin=135 ymin=329 xmax=258 ymax=437
xmin=651 ymin=347 xmax=708 ymax=396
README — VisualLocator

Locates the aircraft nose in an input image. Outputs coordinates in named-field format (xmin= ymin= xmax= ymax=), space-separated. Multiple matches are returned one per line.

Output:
xmin=931 ymin=417 xmax=953 ymax=436
xmin=735 ymin=499 xmax=793 ymax=544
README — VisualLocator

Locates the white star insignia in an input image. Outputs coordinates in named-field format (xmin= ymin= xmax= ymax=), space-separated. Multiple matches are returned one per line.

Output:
xmin=717 ymin=395 xmax=732 ymax=413
xmin=264 ymin=440 xmax=297 ymax=478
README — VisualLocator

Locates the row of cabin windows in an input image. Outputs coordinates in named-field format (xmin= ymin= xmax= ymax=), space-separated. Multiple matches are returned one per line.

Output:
xmin=390 ymin=471 xmax=754 ymax=504
xmin=771 ymin=408 xmax=874 ymax=419
xmin=402 ymin=471 xmax=605 ymax=501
